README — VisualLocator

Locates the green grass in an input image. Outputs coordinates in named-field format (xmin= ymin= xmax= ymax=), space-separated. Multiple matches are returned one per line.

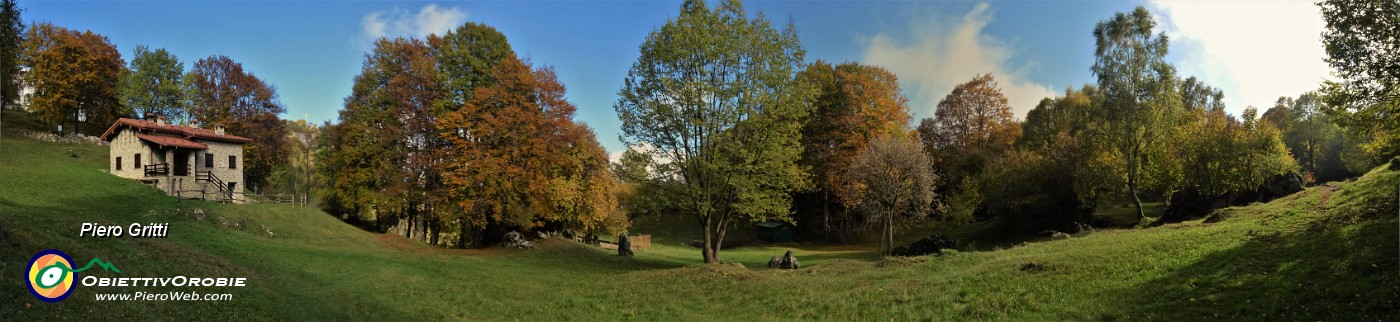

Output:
xmin=2 ymin=127 xmax=1397 ymax=320
xmin=1093 ymin=200 xmax=1168 ymax=227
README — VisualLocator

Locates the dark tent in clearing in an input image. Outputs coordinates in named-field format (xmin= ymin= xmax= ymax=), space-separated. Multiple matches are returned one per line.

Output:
xmin=755 ymin=221 xmax=796 ymax=243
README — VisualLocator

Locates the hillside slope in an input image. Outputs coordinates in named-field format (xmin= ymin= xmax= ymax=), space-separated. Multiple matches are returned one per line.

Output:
xmin=1 ymin=132 xmax=1396 ymax=320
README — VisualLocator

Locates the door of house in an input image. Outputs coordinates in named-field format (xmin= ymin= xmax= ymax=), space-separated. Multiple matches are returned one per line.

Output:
xmin=174 ymin=150 xmax=190 ymax=176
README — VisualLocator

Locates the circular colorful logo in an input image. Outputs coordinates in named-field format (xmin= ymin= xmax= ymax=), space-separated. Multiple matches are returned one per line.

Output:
xmin=27 ymin=249 xmax=76 ymax=303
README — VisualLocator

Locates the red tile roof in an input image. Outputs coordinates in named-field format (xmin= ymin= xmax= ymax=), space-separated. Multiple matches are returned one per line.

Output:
xmin=99 ymin=118 xmax=253 ymax=144
xmin=136 ymin=134 xmax=209 ymax=150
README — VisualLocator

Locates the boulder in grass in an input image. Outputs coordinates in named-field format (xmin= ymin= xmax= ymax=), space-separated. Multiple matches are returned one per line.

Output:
xmin=617 ymin=233 xmax=635 ymax=257
xmin=773 ymin=250 xmax=800 ymax=269
xmin=892 ymin=233 xmax=959 ymax=257
xmin=503 ymin=231 xmax=534 ymax=249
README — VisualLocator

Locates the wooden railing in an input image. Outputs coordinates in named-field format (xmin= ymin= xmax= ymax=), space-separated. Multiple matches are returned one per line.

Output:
xmin=195 ymin=171 xmax=233 ymax=202
xmin=144 ymin=163 xmax=169 ymax=177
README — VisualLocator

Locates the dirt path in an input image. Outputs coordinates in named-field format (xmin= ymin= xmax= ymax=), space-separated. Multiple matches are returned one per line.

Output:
xmin=1314 ymin=183 xmax=1341 ymax=211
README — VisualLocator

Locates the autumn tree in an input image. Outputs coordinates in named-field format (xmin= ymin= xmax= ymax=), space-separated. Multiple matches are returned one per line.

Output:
xmin=548 ymin=124 xmax=630 ymax=237
xmin=795 ymin=60 xmax=912 ymax=240
xmin=119 ymin=45 xmax=186 ymax=121
xmin=841 ymin=133 xmax=937 ymax=256
xmin=421 ymin=23 xmax=517 ymax=244
xmin=1090 ymin=7 xmax=1183 ymax=221
xmin=615 ymin=0 xmax=811 ymax=263
xmin=185 ymin=55 xmax=288 ymax=191
xmin=438 ymin=54 xmax=622 ymax=246
xmin=0 ymin=0 xmax=22 ymax=110
xmin=322 ymin=38 xmax=438 ymax=239
xmin=917 ymin=74 xmax=1021 ymax=186
xmin=22 ymin=23 xmax=125 ymax=135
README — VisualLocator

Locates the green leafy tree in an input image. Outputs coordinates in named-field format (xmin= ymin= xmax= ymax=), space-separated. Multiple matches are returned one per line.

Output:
xmin=1286 ymin=92 xmax=1328 ymax=174
xmin=1180 ymin=76 xmax=1224 ymax=112
xmin=0 ymin=0 xmax=23 ymax=110
xmin=266 ymin=119 xmax=320 ymax=201
xmin=992 ymin=85 xmax=1105 ymax=231
xmin=614 ymin=0 xmax=811 ymax=263
xmin=1090 ymin=7 xmax=1183 ymax=221
xmin=841 ymin=133 xmax=937 ymax=256
xmin=1318 ymin=0 xmax=1400 ymax=160
xmin=1175 ymin=107 xmax=1247 ymax=198
xmin=428 ymin=22 xmax=514 ymax=113
xmin=119 ymin=45 xmax=187 ymax=121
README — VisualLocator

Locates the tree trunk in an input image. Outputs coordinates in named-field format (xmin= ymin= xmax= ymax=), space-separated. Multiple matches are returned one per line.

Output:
xmin=701 ymin=226 xmax=716 ymax=264
xmin=405 ymin=207 xmax=415 ymax=238
xmin=1129 ymin=181 xmax=1145 ymax=222
xmin=884 ymin=210 xmax=894 ymax=256
xmin=458 ymin=215 xmax=468 ymax=249
xmin=430 ymin=219 xmax=440 ymax=245
xmin=822 ymin=191 xmax=830 ymax=236
xmin=714 ymin=223 xmax=727 ymax=262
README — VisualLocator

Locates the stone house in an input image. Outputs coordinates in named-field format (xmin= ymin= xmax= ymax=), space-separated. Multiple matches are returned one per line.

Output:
xmin=100 ymin=117 xmax=251 ymax=203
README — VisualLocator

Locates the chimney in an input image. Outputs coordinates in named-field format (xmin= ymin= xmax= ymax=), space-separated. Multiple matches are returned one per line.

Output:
xmin=215 ymin=125 xmax=225 ymax=136
xmin=189 ymin=119 xmax=200 ymax=129
xmin=156 ymin=115 xmax=166 ymax=126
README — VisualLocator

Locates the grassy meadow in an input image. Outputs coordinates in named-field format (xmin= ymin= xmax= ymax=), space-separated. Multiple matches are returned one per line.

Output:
xmin=1 ymin=114 xmax=1397 ymax=320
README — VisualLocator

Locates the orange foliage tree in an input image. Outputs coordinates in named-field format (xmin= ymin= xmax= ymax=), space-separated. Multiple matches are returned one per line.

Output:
xmin=916 ymin=74 xmax=1022 ymax=186
xmin=437 ymin=55 xmax=624 ymax=247
xmin=22 ymin=22 xmax=125 ymax=135
xmin=185 ymin=55 xmax=288 ymax=191
xmin=797 ymin=60 xmax=912 ymax=240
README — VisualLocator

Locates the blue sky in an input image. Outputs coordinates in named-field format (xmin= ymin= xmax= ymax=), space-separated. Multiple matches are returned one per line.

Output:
xmin=28 ymin=0 xmax=1330 ymax=156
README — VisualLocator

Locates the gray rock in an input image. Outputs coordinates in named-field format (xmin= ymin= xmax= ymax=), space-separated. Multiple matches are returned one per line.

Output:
xmin=767 ymin=256 xmax=782 ymax=268
xmin=617 ymin=233 xmax=634 ymax=256
xmin=503 ymin=231 xmax=533 ymax=249
xmin=774 ymin=250 xmax=800 ymax=269
xmin=1052 ymin=232 xmax=1071 ymax=239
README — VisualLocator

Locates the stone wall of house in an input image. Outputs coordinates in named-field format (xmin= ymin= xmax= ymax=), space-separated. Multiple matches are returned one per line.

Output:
xmin=106 ymin=127 xmax=247 ymax=203
xmin=201 ymin=140 xmax=246 ymax=199
xmin=108 ymin=128 xmax=158 ymax=181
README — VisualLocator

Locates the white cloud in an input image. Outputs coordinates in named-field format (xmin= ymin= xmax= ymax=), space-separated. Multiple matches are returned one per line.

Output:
xmin=861 ymin=3 xmax=1054 ymax=120
xmin=1149 ymin=1 xmax=1331 ymax=115
xmin=358 ymin=4 xmax=466 ymax=47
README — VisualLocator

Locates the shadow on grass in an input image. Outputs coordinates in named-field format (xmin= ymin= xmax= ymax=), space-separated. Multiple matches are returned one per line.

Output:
xmin=1118 ymin=216 xmax=1399 ymax=321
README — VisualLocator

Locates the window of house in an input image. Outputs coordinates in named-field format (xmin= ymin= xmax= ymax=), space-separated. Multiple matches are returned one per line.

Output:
xmin=135 ymin=154 xmax=142 ymax=168
xmin=205 ymin=153 xmax=214 ymax=168
xmin=116 ymin=157 xmax=122 ymax=170
xmin=229 ymin=155 xmax=237 ymax=169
